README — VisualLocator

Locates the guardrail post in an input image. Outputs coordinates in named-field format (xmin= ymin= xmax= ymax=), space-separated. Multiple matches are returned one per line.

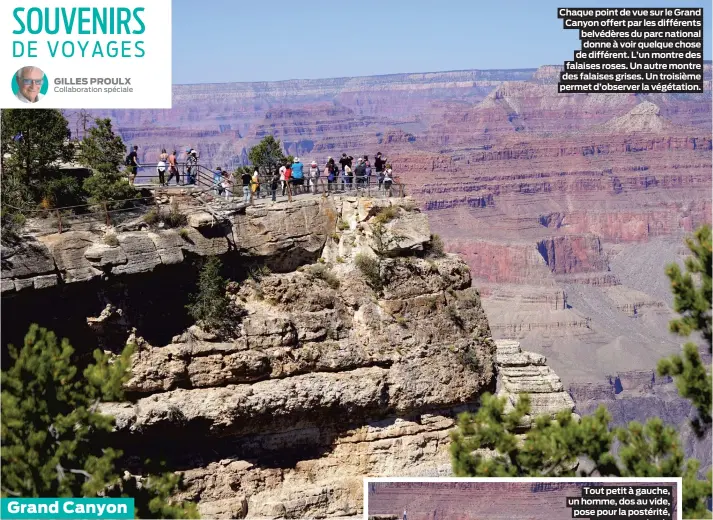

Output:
xmin=56 ymin=209 xmax=62 ymax=234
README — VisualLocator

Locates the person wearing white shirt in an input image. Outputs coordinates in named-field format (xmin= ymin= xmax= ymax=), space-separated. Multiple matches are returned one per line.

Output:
xmin=15 ymin=66 xmax=45 ymax=103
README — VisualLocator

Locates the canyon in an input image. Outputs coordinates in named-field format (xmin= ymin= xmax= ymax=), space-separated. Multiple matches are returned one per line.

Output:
xmin=79 ymin=64 xmax=712 ymax=432
xmin=4 ymin=63 xmax=709 ymax=514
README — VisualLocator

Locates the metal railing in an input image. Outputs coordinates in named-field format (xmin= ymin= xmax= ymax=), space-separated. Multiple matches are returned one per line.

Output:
xmin=129 ymin=163 xmax=405 ymax=196
xmin=16 ymin=164 xmax=406 ymax=235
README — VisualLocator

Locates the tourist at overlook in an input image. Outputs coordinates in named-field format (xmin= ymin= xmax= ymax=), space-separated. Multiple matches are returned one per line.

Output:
xmin=383 ymin=164 xmax=393 ymax=196
xmin=309 ymin=160 xmax=320 ymax=194
xmin=291 ymin=157 xmax=304 ymax=194
xmin=251 ymin=170 xmax=261 ymax=199
xmin=157 ymin=149 xmax=168 ymax=186
xmin=344 ymin=163 xmax=353 ymax=189
xmin=270 ymin=172 xmax=280 ymax=202
xmin=282 ymin=163 xmax=292 ymax=196
xmin=185 ymin=148 xmax=199 ymax=185
xmin=354 ymin=158 xmax=367 ymax=189
xmin=167 ymin=150 xmax=179 ymax=186
xmin=326 ymin=158 xmax=336 ymax=193
xmin=339 ymin=153 xmax=352 ymax=173
xmin=364 ymin=155 xmax=372 ymax=187
xmin=279 ymin=164 xmax=287 ymax=195
xmin=214 ymin=167 xmax=224 ymax=196
xmin=374 ymin=152 xmax=386 ymax=175
xmin=221 ymin=169 xmax=233 ymax=200
xmin=241 ymin=169 xmax=252 ymax=203
xmin=126 ymin=145 xmax=139 ymax=186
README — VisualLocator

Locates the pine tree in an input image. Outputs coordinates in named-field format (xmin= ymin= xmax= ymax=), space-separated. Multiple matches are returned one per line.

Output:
xmin=79 ymin=118 xmax=137 ymax=208
xmin=658 ymin=224 xmax=712 ymax=435
xmin=0 ymin=109 xmax=75 ymax=186
xmin=1 ymin=325 xmax=199 ymax=518
xmin=78 ymin=118 xmax=126 ymax=176
xmin=248 ymin=135 xmax=288 ymax=177
xmin=450 ymin=225 xmax=713 ymax=519
xmin=0 ymin=109 xmax=81 ymax=212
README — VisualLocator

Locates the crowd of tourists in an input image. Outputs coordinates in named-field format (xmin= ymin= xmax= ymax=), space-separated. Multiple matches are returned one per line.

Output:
xmin=127 ymin=145 xmax=397 ymax=202
xmin=126 ymin=146 xmax=199 ymax=187
xmin=125 ymin=146 xmax=394 ymax=202
xmin=210 ymin=153 xmax=395 ymax=203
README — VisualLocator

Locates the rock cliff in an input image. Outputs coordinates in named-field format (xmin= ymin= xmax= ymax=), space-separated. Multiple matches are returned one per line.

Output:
xmin=2 ymin=195 xmax=581 ymax=518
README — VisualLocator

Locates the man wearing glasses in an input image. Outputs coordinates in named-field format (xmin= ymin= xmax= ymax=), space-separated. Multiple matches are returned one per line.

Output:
xmin=15 ymin=66 xmax=45 ymax=103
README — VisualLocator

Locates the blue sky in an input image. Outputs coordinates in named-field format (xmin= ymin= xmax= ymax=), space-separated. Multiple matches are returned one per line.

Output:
xmin=173 ymin=0 xmax=711 ymax=84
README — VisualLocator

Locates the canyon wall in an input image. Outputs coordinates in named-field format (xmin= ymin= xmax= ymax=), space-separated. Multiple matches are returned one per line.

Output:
xmin=1 ymin=197 xmax=487 ymax=518
xmin=2 ymin=195 xmax=593 ymax=517
xmin=59 ymin=63 xmax=713 ymax=497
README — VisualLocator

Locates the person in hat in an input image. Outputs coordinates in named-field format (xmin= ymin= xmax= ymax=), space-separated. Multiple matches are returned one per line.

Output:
xmin=185 ymin=147 xmax=198 ymax=184
xmin=375 ymin=152 xmax=386 ymax=174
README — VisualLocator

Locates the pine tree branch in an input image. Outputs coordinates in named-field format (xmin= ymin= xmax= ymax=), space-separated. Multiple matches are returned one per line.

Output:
xmin=69 ymin=469 xmax=93 ymax=481
xmin=2 ymin=487 xmax=22 ymax=497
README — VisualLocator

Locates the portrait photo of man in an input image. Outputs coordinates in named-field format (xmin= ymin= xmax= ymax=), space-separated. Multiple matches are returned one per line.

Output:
xmin=14 ymin=66 xmax=46 ymax=103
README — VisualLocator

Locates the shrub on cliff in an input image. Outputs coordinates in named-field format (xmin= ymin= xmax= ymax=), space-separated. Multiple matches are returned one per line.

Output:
xmin=306 ymin=263 xmax=340 ymax=289
xmin=450 ymin=225 xmax=712 ymax=519
xmin=355 ymin=253 xmax=382 ymax=291
xmin=187 ymin=256 xmax=237 ymax=335
xmin=425 ymin=234 xmax=445 ymax=257
xmin=1 ymin=324 xmax=199 ymax=518
xmin=372 ymin=206 xmax=398 ymax=225
xmin=79 ymin=118 xmax=137 ymax=208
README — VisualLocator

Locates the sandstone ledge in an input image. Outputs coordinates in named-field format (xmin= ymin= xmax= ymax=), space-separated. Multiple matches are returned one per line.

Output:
xmin=494 ymin=339 xmax=577 ymax=428
xmin=1 ymin=198 xmax=336 ymax=292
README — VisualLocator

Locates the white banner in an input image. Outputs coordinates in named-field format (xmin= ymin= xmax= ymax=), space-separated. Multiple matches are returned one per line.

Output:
xmin=0 ymin=0 xmax=172 ymax=108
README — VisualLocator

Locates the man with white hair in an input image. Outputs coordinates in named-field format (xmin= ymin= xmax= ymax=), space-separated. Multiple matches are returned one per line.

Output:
xmin=15 ymin=66 xmax=45 ymax=103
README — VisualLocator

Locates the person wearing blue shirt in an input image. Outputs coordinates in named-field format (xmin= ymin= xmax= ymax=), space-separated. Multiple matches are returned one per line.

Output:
xmin=291 ymin=157 xmax=304 ymax=194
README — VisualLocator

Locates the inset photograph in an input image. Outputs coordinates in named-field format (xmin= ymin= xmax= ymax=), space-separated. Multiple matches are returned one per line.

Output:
xmin=12 ymin=65 xmax=47 ymax=103
xmin=366 ymin=479 xmax=680 ymax=520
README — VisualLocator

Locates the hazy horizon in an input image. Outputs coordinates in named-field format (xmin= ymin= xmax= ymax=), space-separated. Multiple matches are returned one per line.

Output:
xmin=173 ymin=0 xmax=711 ymax=85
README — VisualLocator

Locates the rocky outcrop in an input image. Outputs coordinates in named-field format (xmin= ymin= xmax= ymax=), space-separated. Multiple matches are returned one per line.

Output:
xmin=494 ymin=340 xmax=576 ymax=424
xmin=535 ymin=235 xmax=607 ymax=275
xmin=1 ymin=198 xmax=335 ymax=292
xmin=85 ymin=197 xmax=499 ymax=518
